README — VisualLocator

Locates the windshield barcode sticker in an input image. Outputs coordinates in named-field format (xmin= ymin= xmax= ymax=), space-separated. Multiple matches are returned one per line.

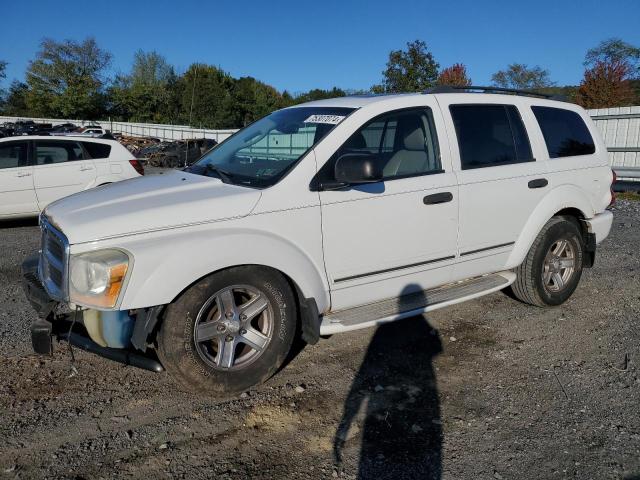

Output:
xmin=303 ymin=114 xmax=345 ymax=125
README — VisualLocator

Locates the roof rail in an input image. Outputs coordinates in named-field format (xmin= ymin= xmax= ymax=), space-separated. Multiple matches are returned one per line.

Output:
xmin=425 ymin=85 xmax=564 ymax=100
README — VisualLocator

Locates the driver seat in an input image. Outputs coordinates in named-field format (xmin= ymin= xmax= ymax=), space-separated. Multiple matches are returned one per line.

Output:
xmin=383 ymin=116 xmax=428 ymax=177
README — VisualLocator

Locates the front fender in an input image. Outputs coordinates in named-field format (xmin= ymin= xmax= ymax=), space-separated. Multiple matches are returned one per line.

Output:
xmin=103 ymin=210 xmax=330 ymax=312
xmin=506 ymin=184 xmax=595 ymax=268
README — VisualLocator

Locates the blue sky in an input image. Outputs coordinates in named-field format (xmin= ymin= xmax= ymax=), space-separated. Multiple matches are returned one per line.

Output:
xmin=1 ymin=0 xmax=639 ymax=94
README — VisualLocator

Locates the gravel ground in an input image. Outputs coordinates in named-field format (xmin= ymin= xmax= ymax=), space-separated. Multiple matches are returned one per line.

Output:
xmin=1 ymin=201 xmax=639 ymax=480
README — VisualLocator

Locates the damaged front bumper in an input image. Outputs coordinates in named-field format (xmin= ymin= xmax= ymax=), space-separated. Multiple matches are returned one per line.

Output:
xmin=21 ymin=254 xmax=164 ymax=373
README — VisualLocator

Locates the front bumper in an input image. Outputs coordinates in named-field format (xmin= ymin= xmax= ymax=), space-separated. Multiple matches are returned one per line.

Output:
xmin=22 ymin=254 xmax=57 ymax=319
xmin=21 ymin=254 xmax=163 ymax=372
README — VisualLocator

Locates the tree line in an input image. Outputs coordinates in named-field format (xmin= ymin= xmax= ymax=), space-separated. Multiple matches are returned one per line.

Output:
xmin=0 ymin=37 xmax=638 ymax=129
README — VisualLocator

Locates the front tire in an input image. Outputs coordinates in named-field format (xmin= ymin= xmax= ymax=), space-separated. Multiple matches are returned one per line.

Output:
xmin=157 ymin=266 xmax=297 ymax=394
xmin=510 ymin=216 xmax=584 ymax=307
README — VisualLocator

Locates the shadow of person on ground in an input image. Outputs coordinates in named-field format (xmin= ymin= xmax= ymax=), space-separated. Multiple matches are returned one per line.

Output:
xmin=334 ymin=285 xmax=443 ymax=480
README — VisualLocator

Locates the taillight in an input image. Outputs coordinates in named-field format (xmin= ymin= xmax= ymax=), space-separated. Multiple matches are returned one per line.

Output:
xmin=129 ymin=159 xmax=144 ymax=176
xmin=609 ymin=169 xmax=617 ymax=206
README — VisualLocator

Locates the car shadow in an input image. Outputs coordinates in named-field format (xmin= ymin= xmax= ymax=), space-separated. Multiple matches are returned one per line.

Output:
xmin=0 ymin=217 xmax=39 ymax=229
xmin=334 ymin=285 xmax=443 ymax=479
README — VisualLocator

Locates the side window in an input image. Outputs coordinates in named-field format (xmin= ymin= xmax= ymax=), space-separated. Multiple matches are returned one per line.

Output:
xmin=450 ymin=104 xmax=533 ymax=169
xmin=335 ymin=108 xmax=441 ymax=180
xmin=81 ymin=142 xmax=111 ymax=159
xmin=35 ymin=141 xmax=84 ymax=165
xmin=0 ymin=142 xmax=28 ymax=170
xmin=531 ymin=106 xmax=595 ymax=158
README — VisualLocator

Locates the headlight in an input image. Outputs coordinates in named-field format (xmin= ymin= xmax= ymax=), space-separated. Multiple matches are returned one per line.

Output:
xmin=69 ymin=249 xmax=130 ymax=309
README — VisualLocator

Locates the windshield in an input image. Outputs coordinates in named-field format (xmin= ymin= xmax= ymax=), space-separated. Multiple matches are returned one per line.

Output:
xmin=187 ymin=106 xmax=354 ymax=188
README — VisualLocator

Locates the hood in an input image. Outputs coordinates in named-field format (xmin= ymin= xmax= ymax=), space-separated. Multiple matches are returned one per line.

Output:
xmin=44 ymin=170 xmax=262 ymax=244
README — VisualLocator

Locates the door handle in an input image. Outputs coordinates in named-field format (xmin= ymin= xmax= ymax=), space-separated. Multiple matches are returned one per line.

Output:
xmin=16 ymin=172 xmax=32 ymax=177
xmin=79 ymin=166 xmax=94 ymax=171
xmin=528 ymin=178 xmax=548 ymax=189
xmin=423 ymin=192 xmax=453 ymax=205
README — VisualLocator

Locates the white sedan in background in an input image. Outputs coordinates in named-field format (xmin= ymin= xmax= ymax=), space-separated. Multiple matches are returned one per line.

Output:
xmin=0 ymin=136 xmax=144 ymax=219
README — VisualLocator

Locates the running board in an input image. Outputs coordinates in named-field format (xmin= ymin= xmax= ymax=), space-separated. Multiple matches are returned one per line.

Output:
xmin=320 ymin=271 xmax=516 ymax=335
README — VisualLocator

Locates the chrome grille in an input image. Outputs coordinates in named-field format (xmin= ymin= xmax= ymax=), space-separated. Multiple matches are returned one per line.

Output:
xmin=39 ymin=217 xmax=69 ymax=301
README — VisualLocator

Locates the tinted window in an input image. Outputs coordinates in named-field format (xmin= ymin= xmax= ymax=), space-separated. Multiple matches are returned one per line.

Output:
xmin=0 ymin=142 xmax=28 ymax=169
xmin=531 ymin=106 xmax=595 ymax=158
xmin=450 ymin=104 xmax=533 ymax=169
xmin=334 ymin=108 xmax=441 ymax=180
xmin=82 ymin=142 xmax=111 ymax=159
xmin=35 ymin=141 xmax=84 ymax=165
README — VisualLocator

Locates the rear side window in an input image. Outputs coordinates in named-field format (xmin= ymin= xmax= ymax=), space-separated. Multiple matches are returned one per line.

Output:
xmin=82 ymin=142 xmax=112 ymax=159
xmin=450 ymin=104 xmax=533 ymax=169
xmin=531 ymin=106 xmax=595 ymax=158
xmin=35 ymin=141 xmax=84 ymax=165
xmin=0 ymin=142 xmax=28 ymax=169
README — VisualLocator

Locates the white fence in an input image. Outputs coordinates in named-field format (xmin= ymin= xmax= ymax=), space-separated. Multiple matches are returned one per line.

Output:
xmin=588 ymin=106 xmax=640 ymax=172
xmin=0 ymin=116 xmax=237 ymax=143
xmin=2 ymin=107 xmax=640 ymax=173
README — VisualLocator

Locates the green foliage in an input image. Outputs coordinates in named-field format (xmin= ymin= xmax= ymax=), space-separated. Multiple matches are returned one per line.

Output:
xmin=0 ymin=60 xmax=6 ymax=80
xmin=373 ymin=40 xmax=439 ymax=93
xmin=25 ymin=37 xmax=111 ymax=119
xmin=108 ymin=50 xmax=178 ymax=124
xmin=3 ymin=81 xmax=30 ymax=116
xmin=491 ymin=63 xmax=554 ymax=90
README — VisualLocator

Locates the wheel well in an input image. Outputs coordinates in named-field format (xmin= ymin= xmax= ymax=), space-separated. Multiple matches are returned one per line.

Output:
xmin=144 ymin=264 xmax=310 ymax=349
xmin=553 ymin=208 xmax=587 ymax=237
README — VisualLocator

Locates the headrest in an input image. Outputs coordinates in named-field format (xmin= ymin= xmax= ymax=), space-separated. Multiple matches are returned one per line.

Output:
xmin=398 ymin=116 xmax=425 ymax=151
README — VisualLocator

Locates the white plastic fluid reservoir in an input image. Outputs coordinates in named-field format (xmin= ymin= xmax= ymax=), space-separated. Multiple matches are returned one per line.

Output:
xmin=100 ymin=311 xmax=135 ymax=348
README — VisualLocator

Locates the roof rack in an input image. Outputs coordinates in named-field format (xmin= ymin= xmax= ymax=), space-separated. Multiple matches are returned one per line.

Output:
xmin=425 ymin=85 xmax=564 ymax=100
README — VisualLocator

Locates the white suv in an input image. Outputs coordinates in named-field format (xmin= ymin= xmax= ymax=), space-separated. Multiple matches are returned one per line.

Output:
xmin=0 ymin=136 xmax=143 ymax=219
xmin=23 ymin=88 xmax=614 ymax=394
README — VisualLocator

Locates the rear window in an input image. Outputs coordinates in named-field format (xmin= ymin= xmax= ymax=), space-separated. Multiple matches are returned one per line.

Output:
xmin=35 ymin=141 xmax=84 ymax=164
xmin=450 ymin=104 xmax=533 ymax=169
xmin=531 ymin=106 xmax=595 ymax=158
xmin=82 ymin=142 xmax=112 ymax=159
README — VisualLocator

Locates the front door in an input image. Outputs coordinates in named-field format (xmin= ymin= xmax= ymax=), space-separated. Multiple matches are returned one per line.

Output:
xmin=319 ymin=105 xmax=458 ymax=311
xmin=32 ymin=139 xmax=97 ymax=209
xmin=0 ymin=140 xmax=37 ymax=217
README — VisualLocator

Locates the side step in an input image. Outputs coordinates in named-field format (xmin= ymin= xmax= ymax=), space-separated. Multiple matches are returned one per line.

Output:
xmin=320 ymin=271 xmax=516 ymax=335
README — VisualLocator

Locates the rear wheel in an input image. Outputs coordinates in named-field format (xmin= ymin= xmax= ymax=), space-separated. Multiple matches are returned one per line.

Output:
xmin=157 ymin=266 xmax=297 ymax=394
xmin=510 ymin=216 xmax=584 ymax=307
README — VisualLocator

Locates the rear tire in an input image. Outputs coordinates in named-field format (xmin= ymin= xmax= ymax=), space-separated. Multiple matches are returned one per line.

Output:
xmin=157 ymin=266 xmax=297 ymax=395
xmin=510 ymin=216 xmax=584 ymax=307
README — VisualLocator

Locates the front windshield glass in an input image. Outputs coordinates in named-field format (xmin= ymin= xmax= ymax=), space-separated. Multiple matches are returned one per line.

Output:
xmin=187 ymin=106 xmax=354 ymax=188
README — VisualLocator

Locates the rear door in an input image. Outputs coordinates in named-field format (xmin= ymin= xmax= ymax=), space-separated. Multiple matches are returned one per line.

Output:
xmin=438 ymin=96 xmax=549 ymax=280
xmin=0 ymin=140 xmax=38 ymax=217
xmin=32 ymin=139 xmax=97 ymax=209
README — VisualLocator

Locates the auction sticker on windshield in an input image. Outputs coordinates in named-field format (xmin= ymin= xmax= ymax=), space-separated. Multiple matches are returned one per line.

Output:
xmin=303 ymin=114 xmax=345 ymax=125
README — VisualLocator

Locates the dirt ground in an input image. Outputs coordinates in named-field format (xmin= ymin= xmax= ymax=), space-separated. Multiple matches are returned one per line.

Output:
xmin=1 ymin=201 xmax=639 ymax=480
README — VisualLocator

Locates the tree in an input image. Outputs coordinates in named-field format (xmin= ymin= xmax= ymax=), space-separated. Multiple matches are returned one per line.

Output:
xmin=373 ymin=40 xmax=439 ymax=93
xmin=575 ymin=60 xmax=635 ymax=108
xmin=491 ymin=63 xmax=554 ymax=90
xmin=0 ymin=60 xmax=6 ymax=81
xmin=25 ymin=37 xmax=112 ymax=119
xmin=108 ymin=50 xmax=177 ymax=123
xmin=585 ymin=38 xmax=640 ymax=75
xmin=2 ymin=81 xmax=29 ymax=116
xmin=293 ymin=87 xmax=347 ymax=103
xmin=130 ymin=50 xmax=175 ymax=86
xmin=437 ymin=63 xmax=471 ymax=87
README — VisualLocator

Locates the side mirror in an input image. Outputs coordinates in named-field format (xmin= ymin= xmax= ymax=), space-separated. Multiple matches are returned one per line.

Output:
xmin=334 ymin=153 xmax=383 ymax=185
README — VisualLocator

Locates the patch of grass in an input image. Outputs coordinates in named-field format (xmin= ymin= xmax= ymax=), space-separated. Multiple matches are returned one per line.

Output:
xmin=617 ymin=191 xmax=640 ymax=201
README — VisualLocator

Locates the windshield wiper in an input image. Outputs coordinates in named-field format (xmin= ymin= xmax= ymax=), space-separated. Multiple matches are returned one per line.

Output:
xmin=204 ymin=164 xmax=233 ymax=183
